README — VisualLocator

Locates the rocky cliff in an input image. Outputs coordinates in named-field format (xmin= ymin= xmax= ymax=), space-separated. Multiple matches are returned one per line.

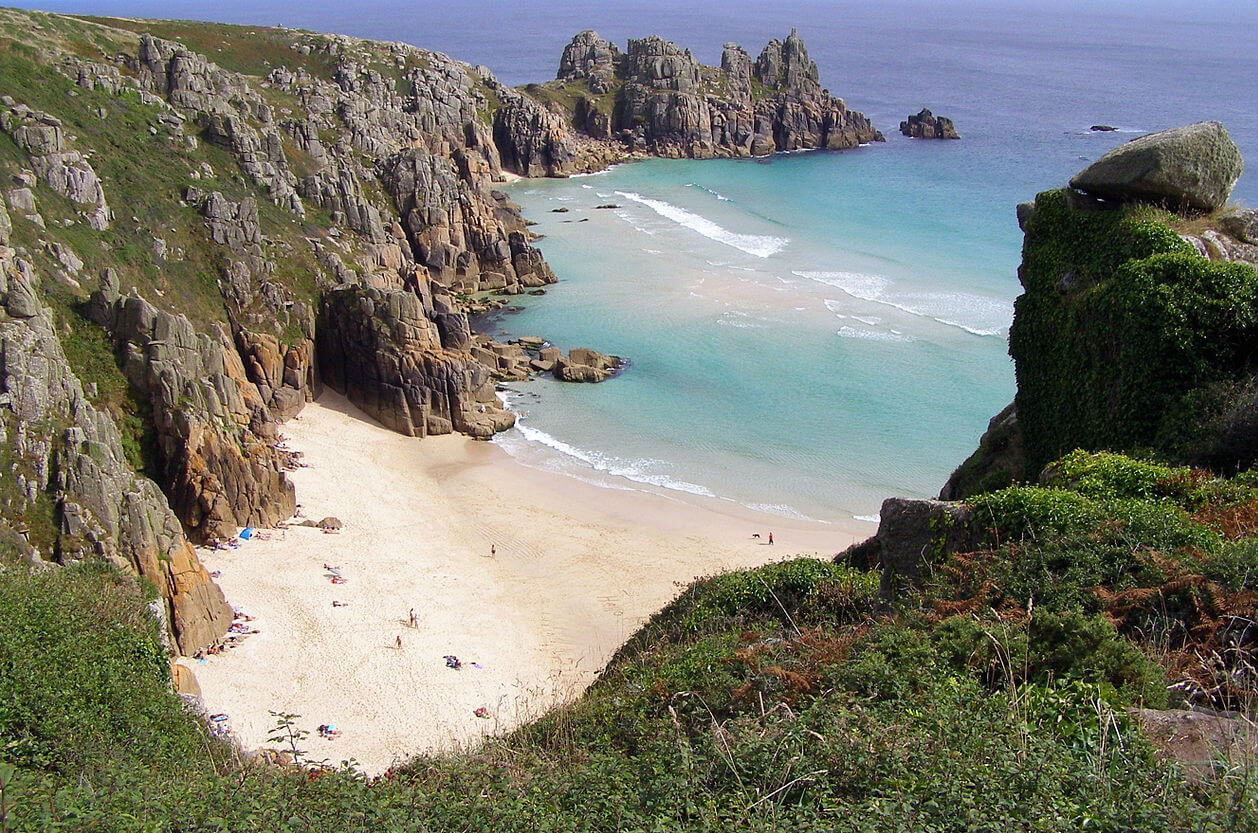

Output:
xmin=528 ymin=28 xmax=883 ymax=159
xmin=944 ymin=122 xmax=1256 ymax=498
xmin=0 ymin=9 xmax=608 ymax=657
xmin=0 ymin=10 xmax=892 ymax=660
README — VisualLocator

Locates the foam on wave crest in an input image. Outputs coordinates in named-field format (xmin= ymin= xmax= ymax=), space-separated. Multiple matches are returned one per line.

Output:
xmin=616 ymin=191 xmax=788 ymax=258
xmin=803 ymin=271 xmax=1010 ymax=337
xmin=495 ymin=413 xmax=717 ymax=498
xmin=685 ymin=183 xmax=733 ymax=201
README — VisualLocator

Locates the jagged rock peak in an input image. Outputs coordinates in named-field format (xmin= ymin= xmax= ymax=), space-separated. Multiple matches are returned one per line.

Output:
xmin=557 ymin=29 xmax=621 ymax=91
xmin=755 ymin=28 xmax=820 ymax=91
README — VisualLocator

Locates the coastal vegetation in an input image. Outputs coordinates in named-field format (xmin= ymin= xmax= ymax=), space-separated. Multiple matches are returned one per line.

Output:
xmin=0 ymin=8 xmax=1255 ymax=830
xmin=3 ymin=448 xmax=1257 ymax=830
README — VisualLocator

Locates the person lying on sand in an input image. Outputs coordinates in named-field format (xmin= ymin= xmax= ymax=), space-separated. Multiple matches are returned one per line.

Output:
xmin=332 ymin=600 xmax=349 ymax=607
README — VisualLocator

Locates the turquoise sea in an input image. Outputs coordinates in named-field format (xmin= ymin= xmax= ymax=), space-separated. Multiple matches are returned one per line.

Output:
xmin=19 ymin=0 xmax=1258 ymax=522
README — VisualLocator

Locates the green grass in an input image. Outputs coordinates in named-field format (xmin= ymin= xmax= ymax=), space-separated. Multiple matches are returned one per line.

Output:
xmin=76 ymin=16 xmax=341 ymax=81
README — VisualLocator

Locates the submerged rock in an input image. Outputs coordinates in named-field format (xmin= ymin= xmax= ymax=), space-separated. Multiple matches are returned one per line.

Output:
xmin=1069 ymin=121 xmax=1243 ymax=211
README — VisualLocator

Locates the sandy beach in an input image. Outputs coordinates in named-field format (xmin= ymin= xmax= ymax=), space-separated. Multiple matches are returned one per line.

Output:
xmin=181 ymin=391 xmax=870 ymax=773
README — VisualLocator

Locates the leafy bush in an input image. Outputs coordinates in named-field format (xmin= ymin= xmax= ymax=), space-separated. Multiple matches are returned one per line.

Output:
xmin=0 ymin=561 xmax=219 ymax=777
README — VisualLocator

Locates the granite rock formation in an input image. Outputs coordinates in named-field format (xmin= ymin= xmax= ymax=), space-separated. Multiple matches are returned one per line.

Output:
xmin=316 ymin=283 xmax=514 ymax=438
xmin=544 ymin=29 xmax=883 ymax=158
xmin=554 ymin=347 xmax=622 ymax=383
xmin=0 ymin=248 xmax=231 ymax=653
xmin=900 ymin=108 xmax=959 ymax=139
xmin=1069 ymin=121 xmax=1243 ymax=211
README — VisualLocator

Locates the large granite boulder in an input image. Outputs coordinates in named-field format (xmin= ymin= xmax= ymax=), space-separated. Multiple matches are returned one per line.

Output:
xmin=1069 ymin=121 xmax=1243 ymax=211
xmin=554 ymin=347 xmax=622 ymax=383
xmin=838 ymin=497 xmax=979 ymax=599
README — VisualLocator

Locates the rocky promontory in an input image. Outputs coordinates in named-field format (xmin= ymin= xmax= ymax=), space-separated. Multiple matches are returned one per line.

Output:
xmin=945 ymin=120 xmax=1255 ymax=498
xmin=527 ymin=28 xmax=883 ymax=160
xmin=900 ymin=108 xmax=959 ymax=139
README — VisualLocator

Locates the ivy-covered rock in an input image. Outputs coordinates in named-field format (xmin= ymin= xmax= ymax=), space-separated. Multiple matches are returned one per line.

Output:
xmin=1008 ymin=188 xmax=1258 ymax=473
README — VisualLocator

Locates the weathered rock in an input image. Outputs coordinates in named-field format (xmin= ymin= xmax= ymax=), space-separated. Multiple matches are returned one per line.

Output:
xmin=1069 ymin=121 xmax=1244 ymax=211
xmin=1220 ymin=207 xmax=1258 ymax=245
xmin=554 ymin=347 xmax=622 ymax=383
xmin=0 ymin=250 xmax=231 ymax=653
xmin=557 ymin=30 xmax=621 ymax=93
xmin=317 ymin=284 xmax=514 ymax=438
xmin=0 ymin=103 xmax=111 ymax=229
xmin=1135 ymin=708 xmax=1258 ymax=782
xmin=939 ymin=401 xmax=1024 ymax=500
xmin=546 ymin=29 xmax=882 ymax=160
xmin=88 ymin=281 xmax=296 ymax=542
xmin=380 ymin=148 xmax=556 ymax=293
xmin=837 ymin=498 xmax=978 ymax=599
xmin=900 ymin=108 xmax=959 ymax=139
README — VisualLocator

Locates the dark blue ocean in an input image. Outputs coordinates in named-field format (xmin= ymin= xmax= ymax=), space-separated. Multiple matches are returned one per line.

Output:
xmin=17 ymin=1 xmax=1258 ymax=523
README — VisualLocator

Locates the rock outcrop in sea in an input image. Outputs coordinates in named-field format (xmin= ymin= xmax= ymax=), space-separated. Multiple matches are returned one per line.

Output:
xmin=535 ymin=28 xmax=883 ymax=159
xmin=899 ymin=108 xmax=959 ymax=139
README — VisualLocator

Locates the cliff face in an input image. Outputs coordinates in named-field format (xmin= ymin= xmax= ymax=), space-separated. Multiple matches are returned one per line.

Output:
xmin=534 ymin=29 xmax=883 ymax=160
xmin=944 ymin=123 xmax=1257 ymax=500
xmin=0 ymin=248 xmax=232 ymax=653
xmin=0 ymin=10 xmax=890 ymax=657
xmin=0 ymin=9 xmax=601 ymax=655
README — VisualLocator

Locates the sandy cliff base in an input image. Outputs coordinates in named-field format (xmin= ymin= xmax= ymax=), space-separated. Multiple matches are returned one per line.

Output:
xmin=181 ymin=392 xmax=866 ymax=773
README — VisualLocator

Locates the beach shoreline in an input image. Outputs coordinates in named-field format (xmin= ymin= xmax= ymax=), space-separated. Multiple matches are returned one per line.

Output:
xmin=182 ymin=391 xmax=870 ymax=774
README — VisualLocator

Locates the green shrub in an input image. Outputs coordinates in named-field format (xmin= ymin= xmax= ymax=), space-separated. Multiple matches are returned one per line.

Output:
xmin=0 ymin=561 xmax=217 ymax=777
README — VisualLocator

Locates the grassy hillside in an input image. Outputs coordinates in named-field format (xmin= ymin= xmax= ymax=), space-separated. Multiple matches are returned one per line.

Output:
xmin=2 ymin=450 xmax=1256 ymax=831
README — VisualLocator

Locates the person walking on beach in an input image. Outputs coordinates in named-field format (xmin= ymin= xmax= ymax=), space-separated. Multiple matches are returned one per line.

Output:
xmin=409 ymin=608 xmax=417 ymax=628
xmin=490 ymin=544 xmax=496 ymax=558
xmin=395 ymin=634 xmax=403 ymax=649
xmin=768 ymin=532 xmax=774 ymax=545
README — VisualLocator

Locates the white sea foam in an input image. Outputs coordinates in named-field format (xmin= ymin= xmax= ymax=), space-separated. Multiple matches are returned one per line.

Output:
xmin=745 ymin=503 xmax=832 ymax=523
xmin=854 ymin=514 xmax=881 ymax=523
xmin=685 ymin=183 xmax=732 ymax=201
xmin=616 ymin=191 xmax=788 ymax=258
xmin=802 ymin=271 xmax=1009 ymax=337
xmin=505 ymin=422 xmax=716 ymax=497
xmin=838 ymin=325 xmax=913 ymax=343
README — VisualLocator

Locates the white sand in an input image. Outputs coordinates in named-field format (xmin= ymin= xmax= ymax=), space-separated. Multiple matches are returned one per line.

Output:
xmin=181 ymin=391 xmax=870 ymax=773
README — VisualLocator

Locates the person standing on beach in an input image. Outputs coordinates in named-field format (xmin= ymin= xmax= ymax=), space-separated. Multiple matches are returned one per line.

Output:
xmin=409 ymin=608 xmax=417 ymax=628
xmin=768 ymin=532 xmax=774 ymax=545
xmin=395 ymin=634 xmax=403 ymax=649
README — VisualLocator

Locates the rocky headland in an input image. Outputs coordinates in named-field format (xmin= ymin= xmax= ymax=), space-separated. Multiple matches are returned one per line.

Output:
xmin=525 ymin=28 xmax=884 ymax=160
xmin=1 ymin=9 xmax=1257 ymax=827
xmin=0 ymin=11 xmax=885 ymax=663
